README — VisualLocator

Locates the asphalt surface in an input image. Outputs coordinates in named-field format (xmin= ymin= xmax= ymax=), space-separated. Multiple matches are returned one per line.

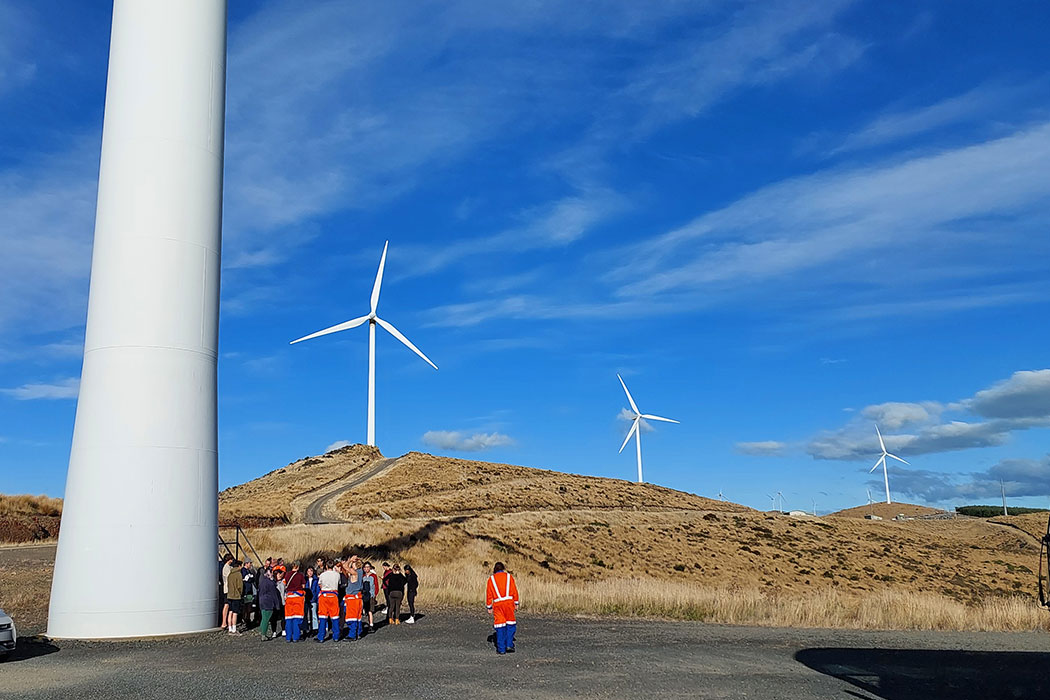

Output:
xmin=3 ymin=612 xmax=1050 ymax=699
xmin=302 ymin=457 xmax=397 ymax=524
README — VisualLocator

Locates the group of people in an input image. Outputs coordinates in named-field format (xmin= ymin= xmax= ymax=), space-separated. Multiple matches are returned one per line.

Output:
xmin=219 ymin=554 xmax=420 ymax=643
xmin=220 ymin=553 xmax=520 ymax=654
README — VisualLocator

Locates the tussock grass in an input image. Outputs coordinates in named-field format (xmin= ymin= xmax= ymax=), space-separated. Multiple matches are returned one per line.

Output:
xmin=0 ymin=494 xmax=62 ymax=516
xmin=245 ymin=522 xmax=1050 ymax=632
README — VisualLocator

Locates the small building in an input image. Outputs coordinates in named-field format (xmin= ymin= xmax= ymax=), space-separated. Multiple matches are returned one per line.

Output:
xmin=864 ymin=514 xmax=883 ymax=521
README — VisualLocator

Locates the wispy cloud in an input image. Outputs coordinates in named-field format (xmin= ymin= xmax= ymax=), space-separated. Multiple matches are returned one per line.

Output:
xmin=1 ymin=377 xmax=80 ymax=400
xmin=325 ymin=440 xmax=353 ymax=453
xmin=735 ymin=441 xmax=789 ymax=456
xmin=421 ymin=430 xmax=514 ymax=452
xmin=830 ymin=83 xmax=1042 ymax=155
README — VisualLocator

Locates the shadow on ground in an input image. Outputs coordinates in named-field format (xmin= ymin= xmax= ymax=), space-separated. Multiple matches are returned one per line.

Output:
xmin=796 ymin=648 xmax=1050 ymax=700
xmin=3 ymin=636 xmax=60 ymax=664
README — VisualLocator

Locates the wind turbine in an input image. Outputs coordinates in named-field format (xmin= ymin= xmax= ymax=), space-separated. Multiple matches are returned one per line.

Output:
xmin=870 ymin=424 xmax=907 ymax=505
xmin=290 ymin=241 xmax=437 ymax=446
xmin=776 ymin=491 xmax=785 ymax=513
xmin=767 ymin=494 xmax=777 ymax=510
xmin=1001 ymin=479 xmax=1008 ymax=516
xmin=717 ymin=489 xmax=726 ymax=502
xmin=616 ymin=374 xmax=679 ymax=483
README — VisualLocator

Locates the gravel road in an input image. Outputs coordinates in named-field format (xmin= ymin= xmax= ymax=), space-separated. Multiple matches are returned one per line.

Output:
xmin=3 ymin=612 xmax=1049 ymax=699
xmin=302 ymin=457 xmax=397 ymax=524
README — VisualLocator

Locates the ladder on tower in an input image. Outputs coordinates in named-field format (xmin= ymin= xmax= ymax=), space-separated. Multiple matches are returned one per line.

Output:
xmin=218 ymin=525 xmax=263 ymax=566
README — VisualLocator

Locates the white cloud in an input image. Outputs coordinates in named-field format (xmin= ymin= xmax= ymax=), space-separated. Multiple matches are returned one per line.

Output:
xmin=966 ymin=369 xmax=1050 ymax=420
xmin=422 ymin=430 xmax=514 ymax=452
xmin=612 ymin=121 xmax=1050 ymax=301
xmin=325 ymin=440 xmax=353 ymax=453
xmin=735 ymin=441 xmax=789 ymax=456
xmin=860 ymin=401 xmax=943 ymax=430
xmin=890 ymin=454 xmax=1050 ymax=503
xmin=831 ymin=85 xmax=1011 ymax=154
xmin=1 ymin=377 xmax=80 ymax=400
xmin=803 ymin=369 xmax=1050 ymax=461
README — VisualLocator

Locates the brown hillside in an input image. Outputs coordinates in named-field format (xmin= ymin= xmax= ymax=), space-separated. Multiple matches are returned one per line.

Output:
xmin=829 ymin=502 xmax=946 ymax=520
xmin=331 ymin=452 xmax=747 ymax=519
xmin=990 ymin=512 xmax=1048 ymax=541
xmin=219 ymin=444 xmax=382 ymax=523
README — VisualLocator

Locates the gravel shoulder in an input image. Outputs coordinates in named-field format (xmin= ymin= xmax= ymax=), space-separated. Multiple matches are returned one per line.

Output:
xmin=3 ymin=612 xmax=1050 ymax=699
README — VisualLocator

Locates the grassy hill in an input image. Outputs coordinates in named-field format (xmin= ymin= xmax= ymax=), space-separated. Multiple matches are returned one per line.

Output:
xmin=330 ymin=451 xmax=745 ymax=519
xmin=219 ymin=444 xmax=381 ymax=523
xmin=221 ymin=446 xmax=1049 ymax=630
xmin=828 ymin=503 xmax=947 ymax=520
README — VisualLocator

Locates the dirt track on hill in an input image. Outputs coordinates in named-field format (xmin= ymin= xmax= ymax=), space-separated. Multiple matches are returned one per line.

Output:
xmin=301 ymin=457 xmax=398 ymax=524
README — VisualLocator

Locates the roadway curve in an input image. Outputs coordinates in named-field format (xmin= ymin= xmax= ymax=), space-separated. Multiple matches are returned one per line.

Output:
xmin=303 ymin=457 xmax=398 ymax=524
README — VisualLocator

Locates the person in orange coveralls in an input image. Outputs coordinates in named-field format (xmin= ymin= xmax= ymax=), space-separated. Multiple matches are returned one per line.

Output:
xmin=485 ymin=562 xmax=519 ymax=654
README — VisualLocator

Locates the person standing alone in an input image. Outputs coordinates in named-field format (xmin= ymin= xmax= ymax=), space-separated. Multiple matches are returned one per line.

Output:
xmin=485 ymin=562 xmax=519 ymax=654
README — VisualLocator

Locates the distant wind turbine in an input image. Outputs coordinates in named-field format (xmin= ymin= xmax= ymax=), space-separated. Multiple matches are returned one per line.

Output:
xmin=617 ymin=374 xmax=678 ymax=483
xmin=717 ymin=490 xmax=726 ymax=502
xmin=768 ymin=494 xmax=777 ymax=510
xmin=290 ymin=241 xmax=438 ymax=447
xmin=1001 ymin=479 xmax=1008 ymax=517
xmin=870 ymin=424 xmax=908 ymax=505
xmin=776 ymin=491 xmax=785 ymax=513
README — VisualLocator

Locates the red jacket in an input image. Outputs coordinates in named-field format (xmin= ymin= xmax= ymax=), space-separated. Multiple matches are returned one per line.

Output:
xmin=285 ymin=570 xmax=305 ymax=595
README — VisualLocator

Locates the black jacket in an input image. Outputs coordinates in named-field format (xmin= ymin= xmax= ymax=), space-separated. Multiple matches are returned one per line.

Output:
xmin=386 ymin=572 xmax=407 ymax=594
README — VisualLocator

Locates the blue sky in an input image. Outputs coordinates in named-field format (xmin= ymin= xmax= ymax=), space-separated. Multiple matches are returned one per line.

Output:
xmin=2 ymin=1 xmax=1050 ymax=513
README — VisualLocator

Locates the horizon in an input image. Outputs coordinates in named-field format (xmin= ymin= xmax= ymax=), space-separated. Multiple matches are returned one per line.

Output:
xmin=2 ymin=1 xmax=1049 ymax=514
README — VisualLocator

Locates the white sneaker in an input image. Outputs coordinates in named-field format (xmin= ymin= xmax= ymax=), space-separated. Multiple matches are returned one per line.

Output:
xmin=406 ymin=616 xmax=415 ymax=624
xmin=281 ymin=630 xmax=286 ymax=636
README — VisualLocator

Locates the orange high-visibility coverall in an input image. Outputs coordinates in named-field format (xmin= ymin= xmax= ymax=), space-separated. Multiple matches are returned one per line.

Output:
xmin=344 ymin=592 xmax=363 ymax=621
xmin=486 ymin=571 xmax=519 ymax=628
xmin=317 ymin=590 xmax=340 ymax=619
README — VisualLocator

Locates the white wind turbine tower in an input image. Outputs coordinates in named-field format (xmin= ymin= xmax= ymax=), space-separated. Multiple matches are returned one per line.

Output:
xmin=291 ymin=241 xmax=437 ymax=446
xmin=870 ymin=423 xmax=908 ymax=505
xmin=617 ymin=374 xmax=679 ymax=483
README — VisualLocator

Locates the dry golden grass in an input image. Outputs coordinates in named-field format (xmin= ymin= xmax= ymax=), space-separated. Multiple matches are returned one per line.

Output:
xmin=219 ymin=444 xmax=381 ymax=521
xmin=240 ymin=504 xmax=1049 ymax=632
xmin=0 ymin=494 xmax=62 ymax=516
xmin=0 ymin=548 xmax=54 ymax=634
xmin=990 ymin=512 xmax=1048 ymax=541
xmin=332 ymin=452 xmax=746 ymax=519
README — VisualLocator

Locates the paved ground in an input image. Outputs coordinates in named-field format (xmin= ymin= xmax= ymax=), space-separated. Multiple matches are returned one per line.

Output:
xmin=302 ymin=457 xmax=397 ymax=524
xmin=3 ymin=612 xmax=1050 ymax=699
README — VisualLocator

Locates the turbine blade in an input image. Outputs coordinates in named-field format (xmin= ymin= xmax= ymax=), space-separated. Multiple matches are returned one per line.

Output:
xmin=640 ymin=413 xmax=680 ymax=424
xmin=619 ymin=419 xmax=639 ymax=454
xmin=869 ymin=456 xmax=885 ymax=473
xmin=875 ymin=423 xmax=886 ymax=453
xmin=617 ymin=374 xmax=640 ymax=415
xmin=375 ymin=317 xmax=438 ymax=370
xmin=290 ymin=315 xmax=369 ymax=344
xmin=370 ymin=241 xmax=389 ymax=314
xmin=886 ymin=453 xmax=910 ymax=465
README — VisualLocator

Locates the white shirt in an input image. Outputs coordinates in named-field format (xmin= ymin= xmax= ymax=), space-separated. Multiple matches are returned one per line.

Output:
xmin=221 ymin=562 xmax=232 ymax=594
xmin=319 ymin=570 xmax=341 ymax=592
